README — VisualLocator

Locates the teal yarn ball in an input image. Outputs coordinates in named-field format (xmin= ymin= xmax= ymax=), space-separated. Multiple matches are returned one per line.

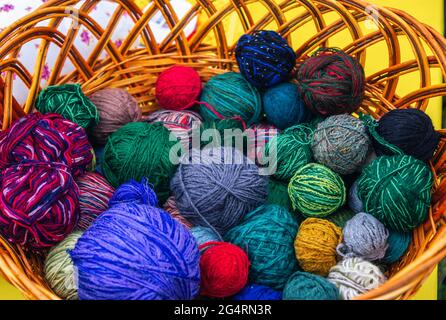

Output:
xmin=283 ymin=271 xmax=339 ymax=300
xmin=288 ymin=163 xmax=346 ymax=217
xmin=190 ymin=226 xmax=221 ymax=246
xmin=199 ymin=72 xmax=262 ymax=126
xmin=357 ymin=155 xmax=433 ymax=232
xmin=263 ymin=82 xmax=311 ymax=130
xmin=267 ymin=178 xmax=292 ymax=211
xmin=35 ymin=84 xmax=99 ymax=130
xmin=225 ymin=204 xmax=299 ymax=289
xmin=382 ymin=230 xmax=412 ymax=264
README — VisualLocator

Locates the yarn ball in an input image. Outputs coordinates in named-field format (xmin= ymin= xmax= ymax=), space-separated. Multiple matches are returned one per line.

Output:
xmin=75 ymin=172 xmax=115 ymax=231
xmin=108 ymin=178 xmax=158 ymax=208
xmin=191 ymin=226 xmax=221 ymax=246
xmin=88 ymin=88 xmax=141 ymax=146
xmin=383 ymin=230 xmax=412 ymax=264
xmin=163 ymin=196 xmax=193 ymax=228
xmin=70 ymin=202 xmax=200 ymax=300
xmin=264 ymin=124 xmax=313 ymax=181
xmin=0 ymin=112 xmax=93 ymax=177
xmin=225 ymin=204 xmax=299 ymax=289
xmin=102 ymin=122 xmax=179 ymax=204
xmin=199 ymin=72 xmax=262 ymax=126
xmin=326 ymin=207 xmax=356 ymax=228
xmin=263 ymin=82 xmax=311 ymax=130
xmin=328 ymin=257 xmax=386 ymax=300
xmin=94 ymin=147 xmax=105 ymax=174
xmin=171 ymin=147 xmax=267 ymax=234
xmin=312 ymin=114 xmax=371 ymax=175
xmin=199 ymin=118 xmax=245 ymax=151
xmin=236 ymin=30 xmax=296 ymax=88
xmin=35 ymin=84 xmax=99 ymax=130
xmin=296 ymin=48 xmax=365 ymax=116
xmin=348 ymin=179 xmax=363 ymax=214
xmin=245 ymin=123 xmax=279 ymax=165
xmin=199 ymin=241 xmax=250 ymax=298
xmin=373 ymin=108 xmax=440 ymax=162
xmin=337 ymin=212 xmax=389 ymax=261
xmin=357 ymin=155 xmax=433 ymax=232
xmin=289 ymin=163 xmax=346 ymax=217
xmin=0 ymin=161 xmax=79 ymax=249
xmin=44 ymin=231 xmax=83 ymax=300
xmin=283 ymin=271 xmax=339 ymax=300
xmin=233 ymin=284 xmax=282 ymax=300
xmin=155 ymin=65 xmax=202 ymax=110
xmin=267 ymin=178 xmax=292 ymax=212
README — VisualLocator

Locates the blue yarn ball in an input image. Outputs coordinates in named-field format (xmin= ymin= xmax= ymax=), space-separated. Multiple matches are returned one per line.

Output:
xmin=236 ymin=30 xmax=296 ymax=88
xmin=233 ymin=284 xmax=282 ymax=300
xmin=190 ymin=226 xmax=221 ymax=246
xmin=348 ymin=179 xmax=364 ymax=214
xmin=283 ymin=271 xmax=339 ymax=300
xmin=94 ymin=147 xmax=104 ymax=174
xmin=109 ymin=178 xmax=158 ymax=207
xmin=382 ymin=230 xmax=412 ymax=264
xmin=263 ymin=82 xmax=311 ymax=130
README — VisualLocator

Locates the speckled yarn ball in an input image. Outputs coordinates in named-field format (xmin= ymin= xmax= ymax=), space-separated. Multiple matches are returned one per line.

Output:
xmin=383 ymin=230 xmax=412 ymax=264
xmin=233 ymin=284 xmax=282 ymax=300
xmin=191 ymin=226 xmax=221 ymax=246
xmin=312 ymin=115 xmax=371 ymax=175
xmin=283 ymin=271 xmax=339 ymax=300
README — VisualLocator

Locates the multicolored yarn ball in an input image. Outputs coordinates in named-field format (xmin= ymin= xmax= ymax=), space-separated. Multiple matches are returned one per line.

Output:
xmin=245 ymin=123 xmax=279 ymax=165
xmin=102 ymin=122 xmax=179 ymax=204
xmin=356 ymin=155 xmax=433 ymax=232
xmin=382 ymin=230 xmax=412 ymax=264
xmin=44 ymin=231 xmax=83 ymax=300
xmin=75 ymin=172 xmax=114 ymax=231
xmin=263 ymin=82 xmax=311 ymax=130
xmin=348 ymin=179 xmax=363 ymax=214
xmin=283 ymin=271 xmax=339 ymax=300
xmin=199 ymin=72 xmax=262 ymax=126
xmin=288 ymin=163 xmax=346 ymax=217
xmin=296 ymin=48 xmax=365 ymax=116
xmin=337 ymin=212 xmax=389 ymax=261
xmin=155 ymin=65 xmax=202 ymax=110
xmin=0 ymin=112 xmax=93 ymax=177
xmin=312 ymin=115 xmax=371 ymax=175
xmin=35 ymin=84 xmax=99 ymax=130
xmin=267 ymin=178 xmax=292 ymax=212
xmin=88 ymin=88 xmax=142 ymax=146
xmin=225 ymin=204 xmax=299 ymax=289
xmin=171 ymin=147 xmax=267 ymax=235
xmin=326 ymin=208 xmax=356 ymax=229
xmin=236 ymin=30 xmax=296 ymax=88
xmin=199 ymin=241 xmax=250 ymax=298
xmin=163 ymin=196 xmax=193 ymax=228
xmin=191 ymin=226 xmax=221 ymax=246
xmin=294 ymin=218 xmax=342 ymax=276
xmin=327 ymin=257 xmax=386 ymax=300
xmin=0 ymin=161 xmax=79 ymax=249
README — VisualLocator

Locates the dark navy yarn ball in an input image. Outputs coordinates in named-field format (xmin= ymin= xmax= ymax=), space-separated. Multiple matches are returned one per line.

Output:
xmin=236 ymin=30 xmax=296 ymax=88
xmin=263 ymin=82 xmax=311 ymax=130
xmin=233 ymin=284 xmax=282 ymax=300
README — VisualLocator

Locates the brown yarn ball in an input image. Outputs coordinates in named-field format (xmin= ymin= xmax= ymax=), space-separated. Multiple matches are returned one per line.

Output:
xmin=88 ymin=88 xmax=142 ymax=145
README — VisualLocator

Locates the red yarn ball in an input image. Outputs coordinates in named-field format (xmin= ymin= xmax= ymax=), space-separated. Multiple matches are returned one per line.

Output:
xmin=155 ymin=65 xmax=202 ymax=110
xmin=199 ymin=241 xmax=250 ymax=298
xmin=0 ymin=161 xmax=79 ymax=249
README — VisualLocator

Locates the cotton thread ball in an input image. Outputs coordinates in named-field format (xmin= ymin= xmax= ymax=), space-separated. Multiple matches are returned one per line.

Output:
xmin=328 ymin=257 xmax=386 ymax=300
xmin=108 ymin=178 xmax=158 ymax=208
xmin=374 ymin=109 xmax=440 ymax=162
xmin=326 ymin=208 xmax=356 ymax=229
xmin=44 ymin=231 xmax=83 ymax=300
xmin=164 ymin=196 xmax=193 ymax=228
xmin=199 ymin=72 xmax=262 ymax=126
xmin=283 ymin=271 xmax=339 ymax=300
xmin=357 ymin=155 xmax=433 ymax=232
xmin=35 ymin=84 xmax=99 ymax=130
xmin=225 ymin=204 xmax=299 ymax=289
xmin=236 ymin=30 xmax=296 ymax=88
xmin=191 ymin=226 xmax=220 ymax=246
xmin=348 ymin=179 xmax=363 ymax=214
xmin=88 ymin=88 xmax=142 ymax=146
xmin=75 ymin=172 xmax=115 ymax=231
xmin=296 ymin=48 xmax=365 ymax=116
xmin=263 ymin=82 xmax=311 ymax=130
xmin=156 ymin=65 xmax=202 ymax=110
xmin=233 ymin=284 xmax=282 ymax=300
xmin=383 ymin=230 xmax=412 ymax=264
xmin=171 ymin=147 xmax=267 ymax=234
xmin=312 ymin=115 xmax=371 ymax=175
xmin=295 ymin=218 xmax=342 ymax=276
xmin=289 ymin=163 xmax=346 ymax=217
xmin=199 ymin=241 xmax=249 ymax=298
xmin=102 ymin=122 xmax=179 ymax=204
xmin=0 ymin=161 xmax=79 ymax=249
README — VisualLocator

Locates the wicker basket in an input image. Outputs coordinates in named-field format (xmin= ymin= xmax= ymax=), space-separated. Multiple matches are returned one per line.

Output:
xmin=0 ymin=0 xmax=446 ymax=300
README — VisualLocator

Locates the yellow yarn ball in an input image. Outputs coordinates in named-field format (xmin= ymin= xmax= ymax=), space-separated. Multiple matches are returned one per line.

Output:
xmin=294 ymin=218 xmax=342 ymax=276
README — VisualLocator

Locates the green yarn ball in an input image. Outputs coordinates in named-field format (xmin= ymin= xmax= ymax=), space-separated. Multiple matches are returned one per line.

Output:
xmin=357 ymin=155 xmax=433 ymax=232
xmin=35 ymin=84 xmax=99 ymax=130
xmin=199 ymin=72 xmax=262 ymax=126
xmin=225 ymin=204 xmax=299 ymax=290
xmin=267 ymin=178 xmax=292 ymax=211
xmin=283 ymin=271 xmax=339 ymax=300
xmin=326 ymin=207 xmax=356 ymax=228
xmin=102 ymin=122 xmax=179 ymax=203
xmin=200 ymin=118 xmax=246 ymax=150
xmin=288 ymin=163 xmax=346 ymax=217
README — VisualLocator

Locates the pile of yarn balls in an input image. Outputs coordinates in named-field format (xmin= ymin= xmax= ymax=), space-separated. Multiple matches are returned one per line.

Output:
xmin=0 ymin=29 xmax=439 ymax=301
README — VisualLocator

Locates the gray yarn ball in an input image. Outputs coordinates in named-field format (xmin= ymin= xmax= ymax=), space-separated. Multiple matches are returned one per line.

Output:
xmin=337 ymin=212 xmax=389 ymax=261
xmin=190 ymin=226 xmax=221 ymax=246
xmin=312 ymin=114 xmax=371 ymax=175
xmin=171 ymin=147 xmax=268 ymax=235
xmin=348 ymin=179 xmax=364 ymax=214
